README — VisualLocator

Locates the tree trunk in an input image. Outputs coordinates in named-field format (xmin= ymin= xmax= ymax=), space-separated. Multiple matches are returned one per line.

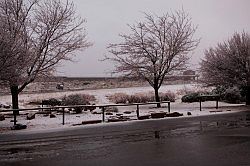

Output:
xmin=246 ymin=85 xmax=250 ymax=105
xmin=246 ymin=76 xmax=250 ymax=105
xmin=10 ymin=85 xmax=19 ymax=115
xmin=154 ymin=87 xmax=161 ymax=108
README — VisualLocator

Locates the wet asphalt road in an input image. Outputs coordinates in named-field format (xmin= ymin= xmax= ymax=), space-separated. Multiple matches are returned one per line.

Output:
xmin=0 ymin=111 xmax=250 ymax=166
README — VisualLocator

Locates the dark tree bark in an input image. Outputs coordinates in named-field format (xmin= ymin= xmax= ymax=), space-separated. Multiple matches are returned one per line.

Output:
xmin=247 ymin=77 xmax=250 ymax=105
xmin=246 ymin=85 xmax=250 ymax=105
xmin=10 ymin=85 xmax=19 ymax=115
xmin=154 ymin=87 xmax=161 ymax=108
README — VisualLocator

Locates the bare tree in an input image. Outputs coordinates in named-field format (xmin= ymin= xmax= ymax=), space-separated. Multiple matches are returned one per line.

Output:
xmin=107 ymin=10 xmax=199 ymax=107
xmin=0 ymin=0 xmax=91 ymax=112
xmin=200 ymin=32 xmax=250 ymax=105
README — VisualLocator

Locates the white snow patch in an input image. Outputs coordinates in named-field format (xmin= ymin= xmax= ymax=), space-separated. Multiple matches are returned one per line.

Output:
xmin=0 ymin=84 xmax=246 ymax=134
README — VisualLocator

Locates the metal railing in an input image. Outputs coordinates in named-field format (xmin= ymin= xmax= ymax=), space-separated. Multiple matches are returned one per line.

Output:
xmin=0 ymin=101 xmax=171 ymax=126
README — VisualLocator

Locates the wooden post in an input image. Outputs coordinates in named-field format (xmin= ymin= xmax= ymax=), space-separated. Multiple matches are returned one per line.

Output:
xmin=13 ymin=110 xmax=17 ymax=125
xmin=200 ymin=98 xmax=202 ymax=111
xmin=168 ymin=102 xmax=170 ymax=113
xmin=42 ymin=103 xmax=43 ymax=112
xmin=62 ymin=108 xmax=65 ymax=125
xmin=216 ymin=99 xmax=219 ymax=109
xmin=102 ymin=107 xmax=105 ymax=122
xmin=136 ymin=104 xmax=139 ymax=119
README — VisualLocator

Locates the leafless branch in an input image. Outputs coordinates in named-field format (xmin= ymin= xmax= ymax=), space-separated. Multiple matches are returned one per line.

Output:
xmin=106 ymin=10 xmax=199 ymax=105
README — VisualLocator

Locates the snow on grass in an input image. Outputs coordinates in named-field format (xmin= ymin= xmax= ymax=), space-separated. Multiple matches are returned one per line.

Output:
xmin=0 ymin=83 xmax=246 ymax=134
xmin=0 ymin=84 xmax=197 ymax=105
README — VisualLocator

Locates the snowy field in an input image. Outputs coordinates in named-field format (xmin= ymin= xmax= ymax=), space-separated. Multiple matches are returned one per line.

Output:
xmin=0 ymin=83 xmax=199 ymax=105
xmin=0 ymin=83 xmax=246 ymax=133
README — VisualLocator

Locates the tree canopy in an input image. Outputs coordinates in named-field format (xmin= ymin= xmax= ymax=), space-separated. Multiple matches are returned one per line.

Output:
xmin=0 ymin=0 xmax=91 ymax=110
xmin=200 ymin=32 xmax=250 ymax=105
xmin=107 ymin=10 xmax=199 ymax=106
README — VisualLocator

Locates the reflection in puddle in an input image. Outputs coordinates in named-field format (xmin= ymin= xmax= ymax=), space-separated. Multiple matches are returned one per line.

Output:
xmin=200 ymin=113 xmax=250 ymax=132
xmin=246 ymin=114 xmax=250 ymax=121
xmin=157 ymin=113 xmax=250 ymax=139
xmin=1 ymin=112 xmax=249 ymax=164
xmin=2 ymin=147 xmax=32 ymax=155
xmin=154 ymin=131 xmax=160 ymax=139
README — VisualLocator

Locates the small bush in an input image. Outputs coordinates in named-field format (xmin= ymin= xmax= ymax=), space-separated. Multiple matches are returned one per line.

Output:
xmin=28 ymin=99 xmax=42 ymax=105
xmin=62 ymin=94 xmax=95 ymax=106
xmin=105 ymin=106 xmax=119 ymax=113
xmin=107 ymin=91 xmax=175 ymax=104
xmin=182 ymin=86 xmax=245 ymax=104
xmin=181 ymin=92 xmax=200 ymax=103
xmin=47 ymin=98 xmax=62 ymax=106
xmin=222 ymin=87 xmax=242 ymax=104
xmin=41 ymin=98 xmax=61 ymax=106
xmin=181 ymin=88 xmax=220 ymax=103
xmin=212 ymin=86 xmax=227 ymax=96
xmin=213 ymin=86 xmax=245 ymax=104
xmin=62 ymin=94 xmax=96 ymax=113
xmin=159 ymin=92 xmax=176 ymax=102
xmin=106 ymin=93 xmax=130 ymax=104
xmin=176 ymin=86 xmax=214 ymax=96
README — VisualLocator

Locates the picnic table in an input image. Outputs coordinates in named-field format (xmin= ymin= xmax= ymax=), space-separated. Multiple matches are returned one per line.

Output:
xmin=198 ymin=94 xmax=220 ymax=111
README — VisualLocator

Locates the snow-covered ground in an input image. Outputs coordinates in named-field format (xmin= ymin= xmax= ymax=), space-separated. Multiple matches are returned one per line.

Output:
xmin=0 ymin=83 xmax=246 ymax=134
xmin=0 ymin=83 xmax=198 ymax=105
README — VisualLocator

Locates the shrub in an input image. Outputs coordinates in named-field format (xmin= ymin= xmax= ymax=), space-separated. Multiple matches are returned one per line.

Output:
xmin=62 ymin=94 xmax=95 ymax=106
xmin=212 ymin=86 xmax=227 ymax=96
xmin=177 ymin=86 xmax=214 ymax=96
xmin=213 ymin=86 xmax=245 ymax=104
xmin=47 ymin=98 xmax=62 ymax=106
xmin=107 ymin=91 xmax=175 ymax=104
xmin=28 ymin=99 xmax=42 ymax=105
xmin=105 ymin=106 xmax=118 ymax=113
xmin=181 ymin=92 xmax=200 ymax=103
xmin=62 ymin=94 xmax=96 ymax=113
xmin=181 ymin=90 xmax=218 ymax=103
xmin=41 ymin=98 xmax=61 ymax=106
xmin=106 ymin=93 xmax=130 ymax=104
xmin=222 ymin=87 xmax=242 ymax=104
xmin=182 ymin=88 xmax=243 ymax=103
xmin=130 ymin=94 xmax=142 ymax=103
xmin=239 ymin=86 xmax=247 ymax=102
xmin=159 ymin=92 xmax=176 ymax=102
xmin=182 ymin=86 xmax=245 ymax=104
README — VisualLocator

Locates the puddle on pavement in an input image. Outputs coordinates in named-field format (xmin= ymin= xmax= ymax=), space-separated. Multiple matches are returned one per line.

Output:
xmin=203 ymin=113 xmax=250 ymax=130
xmin=152 ymin=113 xmax=250 ymax=139
xmin=1 ymin=147 xmax=33 ymax=155
xmin=0 ymin=112 xmax=249 ymax=163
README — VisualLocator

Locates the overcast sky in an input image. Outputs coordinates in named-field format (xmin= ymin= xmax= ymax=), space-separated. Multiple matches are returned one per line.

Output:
xmin=57 ymin=0 xmax=250 ymax=77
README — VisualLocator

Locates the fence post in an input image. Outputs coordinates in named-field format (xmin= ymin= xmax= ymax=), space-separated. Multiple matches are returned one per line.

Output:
xmin=13 ymin=110 xmax=17 ymax=125
xmin=168 ymin=102 xmax=170 ymax=113
xmin=216 ymin=100 xmax=219 ymax=109
xmin=136 ymin=104 xmax=140 ymax=119
xmin=62 ymin=108 xmax=65 ymax=125
xmin=102 ymin=107 xmax=105 ymax=122
xmin=200 ymin=98 xmax=202 ymax=111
